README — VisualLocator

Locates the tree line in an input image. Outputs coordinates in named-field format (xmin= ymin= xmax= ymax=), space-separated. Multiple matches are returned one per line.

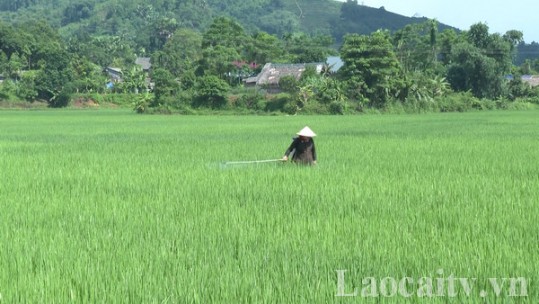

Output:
xmin=1 ymin=15 xmax=539 ymax=112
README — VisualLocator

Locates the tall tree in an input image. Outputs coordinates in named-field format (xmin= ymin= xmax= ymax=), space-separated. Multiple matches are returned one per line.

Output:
xmin=446 ymin=23 xmax=515 ymax=99
xmin=446 ymin=42 xmax=502 ymax=99
xmin=393 ymin=21 xmax=438 ymax=72
xmin=339 ymin=30 xmax=405 ymax=106
xmin=151 ymin=68 xmax=179 ymax=106
xmin=503 ymin=30 xmax=524 ymax=63
xmin=152 ymin=28 xmax=203 ymax=78
xmin=194 ymin=75 xmax=230 ymax=108
xmin=21 ymin=20 xmax=64 ymax=69
xmin=202 ymin=17 xmax=250 ymax=57
xmin=284 ymin=33 xmax=335 ymax=63
xmin=198 ymin=45 xmax=240 ymax=82
xmin=439 ymin=28 xmax=459 ymax=65
xmin=467 ymin=22 xmax=490 ymax=49
xmin=247 ymin=32 xmax=284 ymax=65
xmin=149 ymin=17 xmax=179 ymax=52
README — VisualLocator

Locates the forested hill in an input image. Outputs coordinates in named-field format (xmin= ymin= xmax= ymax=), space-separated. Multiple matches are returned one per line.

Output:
xmin=0 ymin=0 xmax=454 ymax=49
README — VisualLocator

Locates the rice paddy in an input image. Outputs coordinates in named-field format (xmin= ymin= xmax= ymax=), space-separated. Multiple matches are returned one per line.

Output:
xmin=0 ymin=109 xmax=537 ymax=303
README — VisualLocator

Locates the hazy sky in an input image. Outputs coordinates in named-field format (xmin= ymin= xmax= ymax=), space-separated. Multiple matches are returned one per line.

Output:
xmin=338 ymin=0 xmax=538 ymax=43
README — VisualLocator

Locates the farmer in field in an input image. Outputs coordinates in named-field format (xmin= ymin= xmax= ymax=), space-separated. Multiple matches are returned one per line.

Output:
xmin=282 ymin=126 xmax=317 ymax=165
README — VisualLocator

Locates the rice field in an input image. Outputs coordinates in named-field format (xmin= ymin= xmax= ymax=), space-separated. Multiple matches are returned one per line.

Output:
xmin=0 ymin=109 xmax=538 ymax=303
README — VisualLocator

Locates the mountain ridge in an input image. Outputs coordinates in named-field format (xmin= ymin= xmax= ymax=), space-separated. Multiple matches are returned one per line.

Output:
xmin=0 ymin=0 xmax=456 ymax=48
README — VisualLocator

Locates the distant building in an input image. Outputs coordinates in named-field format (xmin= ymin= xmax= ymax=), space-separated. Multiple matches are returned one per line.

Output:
xmin=104 ymin=58 xmax=154 ymax=91
xmin=135 ymin=57 xmax=152 ymax=72
xmin=244 ymin=62 xmax=324 ymax=93
xmin=135 ymin=57 xmax=154 ymax=91
xmin=105 ymin=67 xmax=123 ymax=83
xmin=521 ymin=75 xmax=539 ymax=87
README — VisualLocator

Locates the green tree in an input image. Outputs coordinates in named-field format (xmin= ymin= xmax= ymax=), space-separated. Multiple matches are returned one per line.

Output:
xmin=69 ymin=55 xmax=106 ymax=93
xmin=6 ymin=52 xmax=25 ymax=79
xmin=16 ymin=72 xmax=38 ymax=101
xmin=519 ymin=59 xmax=539 ymax=75
xmin=151 ymin=68 xmax=179 ymax=106
xmin=393 ymin=22 xmax=437 ymax=72
xmin=68 ymin=35 xmax=135 ymax=68
xmin=62 ymin=0 xmax=94 ymax=25
xmin=120 ymin=65 xmax=147 ymax=94
xmin=506 ymin=75 xmax=534 ymax=100
xmin=20 ymin=20 xmax=64 ymax=69
xmin=202 ymin=17 xmax=250 ymax=56
xmin=445 ymin=23 xmax=515 ymax=99
xmin=259 ymin=10 xmax=300 ymax=36
xmin=34 ymin=49 xmax=75 ymax=106
xmin=199 ymin=46 xmax=240 ymax=83
xmin=313 ymin=76 xmax=346 ymax=104
xmin=467 ymin=22 xmax=490 ymax=49
xmin=284 ymin=33 xmax=335 ymax=63
xmin=0 ymin=51 xmax=7 ymax=75
xmin=149 ymin=17 xmax=179 ymax=51
xmin=439 ymin=28 xmax=459 ymax=64
xmin=486 ymin=33 xmax=512 ymax=75
xmin=0 ymin=21 xmax=21 ymax=59
xmin=152 ymin=28 xmax=203 ymax=78
xmin=405 ymin=71 xmax=450 ymax=102
xmin=503 ymin=30 xmax=524 ymax=53
xmin=278 ymin=75 xmax=299 ymax=93
xmin=194 ymin=75 xmax=230 ymax=108
xmin=339 ymin=30 xmax=405 ymax=107
xmin=247 ymin=32 xmax=284 ymax=65
xmin=446 ymin=43 xmax=501 ymax=99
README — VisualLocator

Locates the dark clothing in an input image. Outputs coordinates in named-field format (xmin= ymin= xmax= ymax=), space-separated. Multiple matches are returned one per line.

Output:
xmin=284 ymin=137 xmax=316 ymax=164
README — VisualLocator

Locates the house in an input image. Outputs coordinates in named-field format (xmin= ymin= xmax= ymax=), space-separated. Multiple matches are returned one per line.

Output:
xmin=135 ymin=57 xmax=154 ymax=91
xmin=244 ymin=62 xmax=324 ymax=93
xmin=105 ymin=57 xmax=151 ymax=82
xmin=521 ymin=75 xmax=539 ymax=87
xmin=105 ymin=67 xmax=123 ymax=83
xmin=135 ymin=57 xmax=152 ymax=72
xmin=104 ymin=58 xmax=154 ymax=91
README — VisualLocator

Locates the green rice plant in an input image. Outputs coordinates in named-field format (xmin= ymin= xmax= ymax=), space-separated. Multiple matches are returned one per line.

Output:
xmin=0 ymin=110 xmax=537 ymax=303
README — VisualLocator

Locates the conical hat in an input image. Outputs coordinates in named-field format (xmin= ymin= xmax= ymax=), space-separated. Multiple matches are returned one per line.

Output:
xmin=296 ymin=126 xmax=316 ymax=137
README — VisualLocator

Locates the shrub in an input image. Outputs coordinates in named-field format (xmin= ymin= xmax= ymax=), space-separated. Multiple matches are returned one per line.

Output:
xmin=481 ymin=99 xmax=497 ymax=110
xmin=495 ymin=98 xmax=510 ymax=110
xmin=438 ymin=92 xmax=480 ymax=112
xmin=17 ymin=73 xmax=38 ymax=101
xmin=403 ymin=97 xmax=439 ymax=113
xmin=329 ymin=101 xmax=345 ymax=115
xmin=505 ymin=101 xmax=537 ymax=111
xmin=133 ymin=93 xmax=153 ymax=114
xmin=282 ymin=99 xmax=299 ymax=115
xmin=194 ymin=76 xmax=230 ymax=109
xmin=382 ymin=101 xmax=406 ymax=114
xmin=303 ymin=101 xmax=330 ymax=114
xmin=517 ymin=96 xmax=539 ymax=105
xmin=234 ymin=91 xmax=266 ymax=110
xmin=278 ymin=75 xmax=299 ymax=93
xmin=49 ymin=90 xmax=71 ymax=108
xmin=265 ymin=93 xmax=291 ymax=112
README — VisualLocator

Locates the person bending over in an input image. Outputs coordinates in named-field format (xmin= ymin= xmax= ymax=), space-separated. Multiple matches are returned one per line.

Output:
xmin=282 ymin=126 xmax=317 ymax=165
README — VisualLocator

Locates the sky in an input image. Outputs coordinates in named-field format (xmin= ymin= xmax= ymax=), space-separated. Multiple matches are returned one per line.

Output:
xmin=337 ymin=0 xmax=539 ymax=43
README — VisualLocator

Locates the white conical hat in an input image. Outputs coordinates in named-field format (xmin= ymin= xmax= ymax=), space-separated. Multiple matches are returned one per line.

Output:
xmin=296 ymin=126 xmax=316 ymax=137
